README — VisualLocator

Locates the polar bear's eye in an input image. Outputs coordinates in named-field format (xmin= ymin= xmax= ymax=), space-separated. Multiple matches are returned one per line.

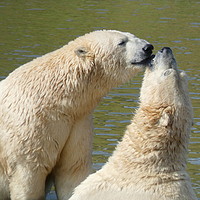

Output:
xmin=75 ymin=48 xmax=88 ymax=57
xmin=118 ymin=39 xmax=127 ymax=46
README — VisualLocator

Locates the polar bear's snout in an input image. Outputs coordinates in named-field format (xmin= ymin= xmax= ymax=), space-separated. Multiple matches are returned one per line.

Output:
xmin=151 ymin=47 xmax=177 ymax=71
xmin=130 ymin=43 xmax=154 ymax=65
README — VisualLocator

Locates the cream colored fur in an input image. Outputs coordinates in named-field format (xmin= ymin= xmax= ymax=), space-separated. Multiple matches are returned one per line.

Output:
xmin=69 ymin=48 xmax=197 ymax=200
xmin=0 ymin=30 xmax=152 ymax=200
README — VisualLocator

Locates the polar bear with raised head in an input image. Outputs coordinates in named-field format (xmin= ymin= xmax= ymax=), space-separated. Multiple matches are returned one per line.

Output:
xmin=0 ymin=30 xmax=153 ymax=200
xmin=69 ymin=47 xmax=197 ymax=200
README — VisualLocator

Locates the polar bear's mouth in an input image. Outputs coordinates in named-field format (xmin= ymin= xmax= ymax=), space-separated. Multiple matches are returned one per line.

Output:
xmin=132 ymin=54 xmax=155 ymax=65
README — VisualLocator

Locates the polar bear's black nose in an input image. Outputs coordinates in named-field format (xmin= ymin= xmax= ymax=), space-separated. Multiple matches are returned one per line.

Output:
xmin=160 ymin=47 xmax=172 ymax=54
xmin=143 ymin=44 xmax=154 ymax=56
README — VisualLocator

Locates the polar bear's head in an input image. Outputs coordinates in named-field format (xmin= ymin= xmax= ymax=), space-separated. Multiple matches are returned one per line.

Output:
xmin=140 ymin=47 xmax=187 ymax=103
xmin=69 ymin=30 xmax=154 ymax=86
xmin=140 ymin=47 xmax=192 ymax=127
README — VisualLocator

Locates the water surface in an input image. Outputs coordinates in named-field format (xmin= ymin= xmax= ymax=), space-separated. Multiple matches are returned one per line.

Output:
xmin=0 ymin=0 xmax=199 ymax=199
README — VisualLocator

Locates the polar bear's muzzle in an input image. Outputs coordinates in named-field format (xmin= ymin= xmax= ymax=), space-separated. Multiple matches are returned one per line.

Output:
xmin=150 ymin=47 xmax=177 ymax=71
xmin=131 ymin=44 xmax=155 ymax=65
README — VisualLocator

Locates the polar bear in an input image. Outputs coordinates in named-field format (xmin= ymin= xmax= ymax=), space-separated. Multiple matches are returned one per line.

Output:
xmin=0 ymin=30 xmax=154 ymax=200
xmin=69 ymin=47 xmax=197 ymax=200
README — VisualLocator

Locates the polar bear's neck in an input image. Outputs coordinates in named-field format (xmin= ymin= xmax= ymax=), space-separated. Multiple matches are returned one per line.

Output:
xmin=108 ymin=103 xmax=192 ymax=179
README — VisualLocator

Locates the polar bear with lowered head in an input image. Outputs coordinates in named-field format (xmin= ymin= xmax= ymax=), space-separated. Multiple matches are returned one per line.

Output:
xmin=0 ymin=30 xmax=154 ymax=200
xmin=69 ymin=47 xmax=197 ymax=200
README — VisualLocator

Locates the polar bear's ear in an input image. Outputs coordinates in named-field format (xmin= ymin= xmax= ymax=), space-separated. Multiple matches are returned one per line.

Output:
xmin=158 ymin=111 xmax=171 ymax=127
xmin=75 ymin=47 xmax=88 ymax=57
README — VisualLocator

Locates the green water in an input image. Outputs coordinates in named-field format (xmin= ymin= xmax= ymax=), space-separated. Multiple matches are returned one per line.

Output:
xmin=0 ymin=0 xmax=199 ymax=199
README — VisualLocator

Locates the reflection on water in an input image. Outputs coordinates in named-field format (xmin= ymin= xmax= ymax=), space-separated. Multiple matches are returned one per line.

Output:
xmin=0 ymin=0 xmax=199 ymax=199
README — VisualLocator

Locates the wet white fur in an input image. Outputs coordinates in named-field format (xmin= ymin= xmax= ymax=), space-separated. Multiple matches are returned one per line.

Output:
xmin=69 ymin=52 xmax=197 ymax=200
xmin=0 ymin=30 xmax=150 ymax=200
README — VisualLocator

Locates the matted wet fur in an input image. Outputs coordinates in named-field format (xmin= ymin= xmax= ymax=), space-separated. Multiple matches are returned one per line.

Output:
xmin=0 ymin=30 xmax=153 ymax=200
xmin=69 ymin=47 xmax=197 ymax=200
